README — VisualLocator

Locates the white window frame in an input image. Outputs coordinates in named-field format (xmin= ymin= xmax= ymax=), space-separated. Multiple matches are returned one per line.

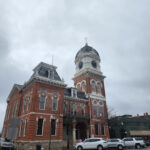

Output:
xmin=52 ymin=97 xmax=58 ymax=111
xmin=23 ymin=120 xmax=27 ymax=137
xmin=36 ymin=118 xmax=44 ymax=136
xmin=39 ymin=95 xmax=46 ymax=110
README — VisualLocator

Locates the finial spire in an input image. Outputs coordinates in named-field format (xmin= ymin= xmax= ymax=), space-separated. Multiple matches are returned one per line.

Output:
xmin=84 ymin=37 xmax=88 ymax=45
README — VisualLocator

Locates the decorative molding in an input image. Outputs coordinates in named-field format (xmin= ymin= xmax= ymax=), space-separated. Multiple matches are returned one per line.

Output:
xmin=64 ymin=96 xmax=88 ymax=103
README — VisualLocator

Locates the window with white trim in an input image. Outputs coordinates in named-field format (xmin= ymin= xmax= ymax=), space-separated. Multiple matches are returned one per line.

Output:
xmin=23 ymin=99 xmax=26 ymax=113
xmin=52 ymin=97 xmax=58 ymax=111
xmin=51 ymin=119 xmax=56 ymax=136
xmin=37 ymin=118 xmax=44 ymax=136
xmin=97 ymin=82 xmax=102 ymax=94
xmin=93 ymin=101 xmax=98 ymax=117
xmin=39 ymin=95 xmax=46 ymax=110
xmin=27 ymin=97 xmax=31 ymax=112
xmin=74 ymin=104 xmax=77 ymax=115
xmin=24 ymin=120 xmax=27 ymax=136
xmin=95 ymin=123 xmax=99 ymax=135
xmin=19 ymin=120 xmax=23 ymax=137
xmin=91 ymin=80 xmax=96 ymax=93
xmin=101 ymin=123 xmax=105 ymax=135
xmin=63 ymin=102 xmax=67 ymax=114
xmin=99 ymin=105 xmax=104 ymax=117
xmin=81 ymin=105 xmax=85 ymax=116
xmin=70 ymin=103 xmax=73 ymax=114
xmin=81 ymin=81 xmax=86 ymax=92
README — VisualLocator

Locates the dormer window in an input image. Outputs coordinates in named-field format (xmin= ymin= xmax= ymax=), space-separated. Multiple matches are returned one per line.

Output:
xmin=38 ymin=67 xmax=48 ymax=78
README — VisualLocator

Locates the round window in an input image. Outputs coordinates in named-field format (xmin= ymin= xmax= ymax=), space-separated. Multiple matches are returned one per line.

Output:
xmin=78 ymin=61 xmax=83 ymax=69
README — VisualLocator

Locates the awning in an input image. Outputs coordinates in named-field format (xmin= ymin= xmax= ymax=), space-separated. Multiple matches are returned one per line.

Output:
xmin=130 ymin=130 xmax=150 ymax=136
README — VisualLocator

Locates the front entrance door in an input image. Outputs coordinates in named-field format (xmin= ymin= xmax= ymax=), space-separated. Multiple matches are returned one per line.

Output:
xmin=76 ymin=122 xmax=87 ymax=141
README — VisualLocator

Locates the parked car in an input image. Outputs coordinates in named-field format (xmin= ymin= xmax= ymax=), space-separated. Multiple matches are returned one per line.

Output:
xmin=107 ymin=138 xmax=125 ymax=150
xmin=122 ymin=137 xmax=146 ymax=149
xmin=74 ymin=138 xmax=108 ymax=150
xmin=0 ymin=138 xmax=14 ymax=150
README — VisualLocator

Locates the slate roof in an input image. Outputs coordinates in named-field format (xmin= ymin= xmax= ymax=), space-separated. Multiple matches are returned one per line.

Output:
xmin=75 ymin=43 xmax=100 ymax=61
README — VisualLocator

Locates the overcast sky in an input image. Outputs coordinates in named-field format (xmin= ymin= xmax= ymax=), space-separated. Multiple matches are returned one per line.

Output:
xmin=0 ymin=0 xmax=150 ymax=132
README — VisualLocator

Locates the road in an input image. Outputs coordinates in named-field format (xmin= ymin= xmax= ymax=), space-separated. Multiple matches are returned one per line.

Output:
xmin=126 ymin=147 xmax=150 ymax=150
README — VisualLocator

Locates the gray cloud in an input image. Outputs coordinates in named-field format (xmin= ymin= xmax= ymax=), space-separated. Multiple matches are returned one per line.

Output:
xmin=0 ymin=0 xmax=150 ymax=131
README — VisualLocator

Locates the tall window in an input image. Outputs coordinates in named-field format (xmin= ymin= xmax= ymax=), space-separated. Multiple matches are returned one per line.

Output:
xmin=101 ymin=124 xmax=105 ymax=135
xmin=27 ymin=97 xmax=31 ymax=112
xmin=40 ymin=95 xmax=46 ymax=110
xmin=81 ymin=105 xmax=85 ymax=116
xmin=93 ymin=101 xmax=98 ymax=117
xmin=81 ymin=82 xmax=86 ymax=92
xmin=91 ymin=80 xmax=96 ymax=93
xmin=14 ymin=102 xmax=18 ymax=117
xmin=52 ymin=97 xmax=58 ymax=111
xmin=99 ymin=106 xmax=104 ymax=117
xmin=19 ymin=120 xmax=23 ymax=137
xmin=70 ymin=103 xmax=73 ymax=114
xmin=23 ymin=99 xmax=26 ymax=113
xmin=24 ymin=120 xmax=27 ymax=136
xmin=63 ymin=102 xmax=67 ymax=114
xmin=2 ymin=128 xmax=5 ymax=138
xmin=95 ymin=124 xmax=99 ymax=135
xmin=51 ymin=119 xmax=56 ymax=136
xmin=12 ymin=103 xmax=16 ymax=117
xmin=97 ymin=82 xmax=102 ymax=94
xmin=37 ymin=119 xmax=44 ymax=135
xmin=74 ymin=104 xmax=77 ymax=115
xmin=93 ymin=105 xmax=97 ymax=117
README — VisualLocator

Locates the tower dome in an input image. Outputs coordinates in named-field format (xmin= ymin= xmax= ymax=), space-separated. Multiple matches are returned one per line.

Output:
xmin=75 ymin=43 xmax=101 ymax=74
xmin=75 ymin=43 xmax=100 ymax=64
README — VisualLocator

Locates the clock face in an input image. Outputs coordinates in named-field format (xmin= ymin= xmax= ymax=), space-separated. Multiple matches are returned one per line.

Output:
xmin=91 ymin=60 xmax=97 ymax=68
xmin=78 ymin=61 xmax=83 ymax=69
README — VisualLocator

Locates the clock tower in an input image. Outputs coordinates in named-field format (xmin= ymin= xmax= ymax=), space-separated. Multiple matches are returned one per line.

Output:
xmin=73 ymin=43 xmax=105 ymax=97
xmin=73 ymin=43 xmax=109 ymax=138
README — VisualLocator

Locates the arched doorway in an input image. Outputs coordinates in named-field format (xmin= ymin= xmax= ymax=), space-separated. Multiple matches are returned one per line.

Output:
xmin=76 ymin=122 xmax=87 ymax=141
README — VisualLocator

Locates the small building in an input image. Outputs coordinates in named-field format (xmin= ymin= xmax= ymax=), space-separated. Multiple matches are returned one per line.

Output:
xmin=2 ymin=44 xmax=110 ymax=150
xmin=109 ymin=113 xmax=150 ymax=141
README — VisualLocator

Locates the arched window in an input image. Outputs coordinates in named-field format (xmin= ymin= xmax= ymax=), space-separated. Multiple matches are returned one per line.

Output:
xmin=99 ymin=102 xmax=104 ymax=117
xmin=27 ymin=97 xmax=31 ymax=112
xmin=81 ymin=81 xmax=86 ymax=92
xmin=52 ymin=97 xmax=58 ymax=111
xmin=93 ymin=101 xmax=98 ymax=117
xmin=91 ymin=80 xmax=96 ymax=93
xmin=97 ymin=82 xmax=102 ymax=94
xmin=40 ymin=95 xmax=46 ymax=110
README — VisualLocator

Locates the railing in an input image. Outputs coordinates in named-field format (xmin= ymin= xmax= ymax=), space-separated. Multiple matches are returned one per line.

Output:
xmin=63 ymin=111 xmax=90 ymax=119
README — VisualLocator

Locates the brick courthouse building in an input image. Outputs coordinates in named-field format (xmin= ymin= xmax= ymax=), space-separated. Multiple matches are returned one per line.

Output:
xmin=2 ymin=44 xmax=110 ymax=150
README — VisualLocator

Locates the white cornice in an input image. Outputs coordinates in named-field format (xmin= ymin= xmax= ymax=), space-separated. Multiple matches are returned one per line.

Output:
xmin=73 ymin=68 xmax=105 ymax=79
